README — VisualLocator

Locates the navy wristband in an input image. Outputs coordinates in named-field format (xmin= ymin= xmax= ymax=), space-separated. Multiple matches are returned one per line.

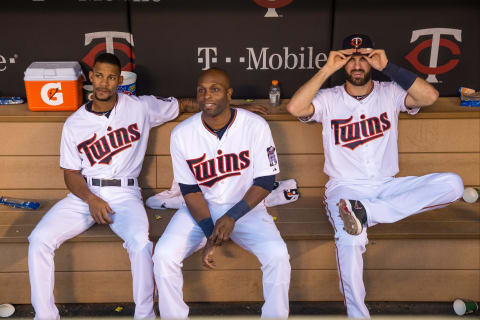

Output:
xmin=382 ymin=61 xmax=417 ymax=91
xmin=198 ymin=217 xmax=214 ymax=238
xmin=225 ymin=199 xmax=251 ymax=221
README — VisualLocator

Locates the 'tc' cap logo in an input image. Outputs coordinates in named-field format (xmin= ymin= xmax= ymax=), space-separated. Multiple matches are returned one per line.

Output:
xmin=405 ymin=28 xmax=461 ymax=83
xmin=351 ymin=37 xmax=363 ymax=49
xmin=40 ymin=83 xmax=63 ymax=106
xmin=253 ymin=0 xmax=294 ymax=17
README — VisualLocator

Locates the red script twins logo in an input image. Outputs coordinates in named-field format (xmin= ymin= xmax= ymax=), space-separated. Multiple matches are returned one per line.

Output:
xmin=187 ymin=150 xmax=251 ymax=187
xmin=331 ymin=113 xmax=391 ymax=150
xmin=77 ymin=124 xmax=141 ymax=166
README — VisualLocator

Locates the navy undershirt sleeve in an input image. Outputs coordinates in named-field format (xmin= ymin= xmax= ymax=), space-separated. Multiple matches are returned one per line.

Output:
xmin=253 ymin=174 xmax=276 ymax=193
xmin=382 ymin=61 xmax=417 ymax=91
xmin=179 ymin=183 xmax=201 ymax=196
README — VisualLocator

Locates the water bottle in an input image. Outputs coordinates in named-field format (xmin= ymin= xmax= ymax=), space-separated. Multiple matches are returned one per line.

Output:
xmin=269 ymin=80 xmax=281 ymax=107
xmin=0 ymin=196 xmax=40 ymax=210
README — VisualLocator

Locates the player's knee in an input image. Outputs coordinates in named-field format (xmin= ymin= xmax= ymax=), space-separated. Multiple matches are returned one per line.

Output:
xmin=444 ymin=172 xmax=464 ymax=200
xmin=263 ymin=242 xmax=290 ymax=269
xmin=123 ymin=234 xmax=151 ymax=254
xmin=153 ymin=237 xmax=181 ymax=262
xmin=152 ymin=246 xmax=182 ymax=276
xmin=28 ymin=228 xmax=55 ymax=252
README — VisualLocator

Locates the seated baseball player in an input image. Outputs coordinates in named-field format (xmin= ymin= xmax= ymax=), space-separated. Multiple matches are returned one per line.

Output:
xmin=152 ymin=68 xmax=291 ymax=319
xmin=286 ymin=34 xmax=464 ymax=318
xmin=26 ymin=53 xmax=237 ymax=320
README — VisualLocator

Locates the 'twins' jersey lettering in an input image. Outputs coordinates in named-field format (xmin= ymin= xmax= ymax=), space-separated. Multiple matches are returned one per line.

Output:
xmin=77 ymin=123 xmax=141 ymax=166
xmin=186 ymin=150 xmax=250 ymax=187
xmin=331 ymin=112 xmax=391 ymax=150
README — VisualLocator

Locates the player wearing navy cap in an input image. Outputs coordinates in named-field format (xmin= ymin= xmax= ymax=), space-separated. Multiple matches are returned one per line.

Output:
xmin=287 ymin=34 xmax=464 ymax=318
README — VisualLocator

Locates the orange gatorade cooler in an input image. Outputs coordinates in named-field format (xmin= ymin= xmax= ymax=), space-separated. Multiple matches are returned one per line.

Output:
xmin=24 ymin=62 xmax=84 ymax=111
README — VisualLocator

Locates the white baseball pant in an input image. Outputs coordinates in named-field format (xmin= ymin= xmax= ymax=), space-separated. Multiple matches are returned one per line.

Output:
xmin=323 ymin=172 xmax=464 ymax=319
xmin=153 ymin=204 xmax=291 ymax=319
xmin=28 ymin=187 xmax=155 ymax=320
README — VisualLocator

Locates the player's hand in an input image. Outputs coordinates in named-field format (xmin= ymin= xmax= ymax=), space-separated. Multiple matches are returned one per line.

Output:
xmin=86 ymin=195 xmax=114 ymax=224
xmin=201 ymin=239 xmax=217 ymax=269
xmin=360 ymin=48 xmax=389 ymax=71
xmin=210 ymin=214 xmax=235 ymax=246
xmin=323 ymin=50 xmax=354 ymax=74
xmin=237 ymin=104 xmax=269 ymax=115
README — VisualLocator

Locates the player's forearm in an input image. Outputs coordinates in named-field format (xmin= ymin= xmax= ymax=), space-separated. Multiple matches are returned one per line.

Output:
xmin=222 ymin=185 xmax=269 ymax=222
xmin=286 ymin=67 xmax=332 ymax=117
xmin=242 ymin=185 xmax=270 ymax=209
xmin=405 ymin=77 xmax=439 ymax=107
xmin=381 ymin=62 xmax=438 ymax=108
xmin=63 ymin=170 xmax=98 ymax=203
xmin=184 ymin=191 xmax=212 ymax=222
xmin=179 ymin=98 xmax=200 ymax=113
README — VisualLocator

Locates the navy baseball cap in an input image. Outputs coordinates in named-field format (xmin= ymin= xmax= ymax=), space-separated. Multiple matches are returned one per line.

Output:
xmin=342 ymin=34 xmax=374 ymax=50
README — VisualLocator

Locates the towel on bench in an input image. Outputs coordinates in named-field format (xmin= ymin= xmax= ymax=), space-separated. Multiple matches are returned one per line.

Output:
xmin=146 ymin=179 xmax=299 ymax=210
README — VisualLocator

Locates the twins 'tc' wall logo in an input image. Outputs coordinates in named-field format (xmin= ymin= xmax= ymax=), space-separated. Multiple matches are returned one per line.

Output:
xmin=82 ymin=31 xmax=135 ymax=71
xmin=253 ymin=0 xmax=294 ymax=17
xmin=40 ymin=83 xmax=63 ymax=106
xmin=405 ymin=28 xmax=462 ymax=83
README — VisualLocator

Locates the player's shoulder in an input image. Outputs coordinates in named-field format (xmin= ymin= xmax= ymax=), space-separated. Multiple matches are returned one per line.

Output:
xmin=374 ymin=80 xmax=405 ymax=97
xmin=235 ymin=108 xmax=268 ymax=126
xmin=171 ymin=112 xmax=202 ymax=137
xmin=119 ymin=92 xmax=146 ymax=105
xmin=315 ymin=84 xmax=343 ymax=99
xmin=64 ymin=104 xmax=88 ymax=126
xmin=233 ymin=108 xmax=272 ymax=135
xmin=118 ymin=92 xmax=154 ymax=106
xmin=124 ymin=94 xmax=178 ymax=110
xmin=327 ymin=84 xmax=345 ymax=96
xmin=375 ymin=80 xmax=399 ymax=91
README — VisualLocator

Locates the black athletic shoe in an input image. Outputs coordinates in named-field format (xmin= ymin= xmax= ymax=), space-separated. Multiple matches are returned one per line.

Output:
xmin=337 ymin=199 xmax=367 ymax=235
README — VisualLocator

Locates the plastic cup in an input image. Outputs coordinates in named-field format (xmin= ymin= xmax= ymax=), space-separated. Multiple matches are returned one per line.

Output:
xmin=117 ymin=71 xmax=137 ymax=96
xmin=463 ymin=187 xmax=479 ymax=203
xmin=0 ymin=304 xmax=15 ymax=317
xmin=453 ymin=298 xmax=478 ymax=315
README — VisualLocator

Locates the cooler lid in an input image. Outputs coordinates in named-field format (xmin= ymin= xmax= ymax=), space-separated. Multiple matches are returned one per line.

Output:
xmin=24 ymin=61 xmax=83 ymax=81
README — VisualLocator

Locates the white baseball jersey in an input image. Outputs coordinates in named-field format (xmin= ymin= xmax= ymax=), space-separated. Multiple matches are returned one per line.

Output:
xmin=30 ymin=93 xmax=179 ymax=319
xmin=170 ymin=108 xmax=279 ymax=207
xmin=302 ymin=81 xmax=418 ymax=181
xmin=60 ymin=93 xmax=179 ymax=178
xmin=156 ymin=108 xmax=290 ymax=319
xmin=304 ymin=80 xmax=464 ymax=319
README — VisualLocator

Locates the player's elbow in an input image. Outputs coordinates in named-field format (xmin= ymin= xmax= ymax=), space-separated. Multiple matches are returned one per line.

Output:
xmin=286 ymin=101 xmax=303 ymax=117
xmin=425 ymin=87 xmax=439 ymax=106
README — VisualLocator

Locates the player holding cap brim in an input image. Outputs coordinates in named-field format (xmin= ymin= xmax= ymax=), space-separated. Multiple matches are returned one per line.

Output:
xmin=286 ymin=33 xmax=464 ymax=318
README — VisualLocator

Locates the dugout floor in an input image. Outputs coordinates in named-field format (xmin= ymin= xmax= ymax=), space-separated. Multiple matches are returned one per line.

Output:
xmin=7 ymin=302 xmax=476 ymax=318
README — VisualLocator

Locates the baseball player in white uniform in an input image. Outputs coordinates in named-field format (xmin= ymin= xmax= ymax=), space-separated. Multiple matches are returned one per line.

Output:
xmin=27 ymin=53 xmax=206 ymax=320
xmin=152 ymin=68 xmax=291 ymax=319
xmin=286 ymin=34 xmax=464 ymax=318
